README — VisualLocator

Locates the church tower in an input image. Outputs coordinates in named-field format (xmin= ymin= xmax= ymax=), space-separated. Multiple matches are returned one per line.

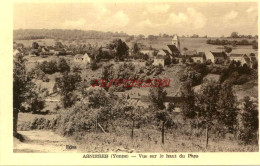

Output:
xmin=172 ymin=34 xmax=180 ymax=51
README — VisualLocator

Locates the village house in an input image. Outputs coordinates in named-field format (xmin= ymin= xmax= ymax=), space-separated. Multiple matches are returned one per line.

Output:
xmin=139 ymin=49 xmax=155 ymax=60
xmin=74 ymin=53 xmax=93 ymax=63
xmin=190 ymin=54 xmax=206 ymax=63
xmin=229 ymin=54 xmax=251 ymax=66
xmin=182 ymin=50 xmax=197 ymax=56
xmin=205 ymin=51 xmax=227 ymax=64
xmin=166 ymin=44 xmax=181 ymax=57
xmin=153 ymin=55 xmax=165 ymax=66
xmin=13 ymin=48 xmax=22 ymax=56
xmin=172 ymin=34 xmax=181 ymax=51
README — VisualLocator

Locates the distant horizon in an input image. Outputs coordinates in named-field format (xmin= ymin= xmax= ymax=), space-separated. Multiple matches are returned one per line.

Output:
xmin=14 ymin=2 xmax=258 ymax=37
xmin=13 ymin=28 xmax=257 ymax=38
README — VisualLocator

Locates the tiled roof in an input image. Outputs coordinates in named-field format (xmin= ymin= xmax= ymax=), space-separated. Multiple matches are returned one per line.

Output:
xmin=230 ymin=54 xmax=246 ymax=57
xmin=75 ymin=54 xmax=84 ymax=58
xmin=155 ymin=55 xmax=166 ymax=59
xmin=211 ymin=51 xmax=227 ymax=58
xmin=183 ymin=50 xmax=197 ymax=56
xmin=167 ymin=45 xmax=180 ymax=54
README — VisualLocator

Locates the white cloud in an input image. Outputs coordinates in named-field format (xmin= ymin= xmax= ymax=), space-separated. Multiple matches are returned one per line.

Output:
xmin=246 ymin=6 xmax=257 ymax=13
xmin=224 ymin=11 xmax=238 ymax=20
xmin=63 ymin=18 xmax=86 ymax=29
xmin=146 ymin=4 xmax=170 ymax=13
xmin=167 ymin=8 xmax=206 ymax=29
xmin=93 ymin=3 xmax=108 ymax=18
xmin=111 ymin=11 xmax=129 ymax=28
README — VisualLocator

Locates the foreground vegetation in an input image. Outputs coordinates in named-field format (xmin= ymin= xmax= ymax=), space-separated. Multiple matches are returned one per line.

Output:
xmin=14 ymin=37 xmax=258 ymax=152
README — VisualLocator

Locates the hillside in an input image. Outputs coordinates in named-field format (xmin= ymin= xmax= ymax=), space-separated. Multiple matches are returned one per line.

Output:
xmin=13 ymin=29 xmax=129 ymax=40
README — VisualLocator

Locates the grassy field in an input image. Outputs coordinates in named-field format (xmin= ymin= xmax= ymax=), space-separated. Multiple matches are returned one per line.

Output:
xmin=73 ymin=127 xmax=258 ymax=152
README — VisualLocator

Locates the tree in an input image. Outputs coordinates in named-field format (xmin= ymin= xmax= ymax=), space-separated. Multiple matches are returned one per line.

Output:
xmin=231 ymin=32 xmax=239 ymax=38
xmin=133 ymin=43 xmax=140 ymax=55
xmin=101 ymin=64 xmax=114 ymax=91
xmin=57 ymin=58 xmax=70 ymax=73
xmin=252 ymin=42 xmax=258 ymax=49
xmin=224 ymin=46 xmax=232 ymax=54
xmin=217 ymin=83 xmax=237 ymax=133
xmin=149 ymin=86 xmax=170 ymax=144
xmin=237 ymin=96 xmax=258 ymax=144
xmin=13 ymin=55 xmax=34 ymax=136
xmin=55 ymin=41 xmax=63 ymax=49
xmin=55 ymin=72 xmax=82 ymax=108
xmin=32 ymin=42 xmax=39 ymax=49
xmin=90 ymin=60 xmax=98 ymax=71
xmin=108 ymin=39 xmax=129 ymax=61
xmin=125 ymin=105 xmax=146 ymax=140
xmin=40 ymin=60 xmax=58 ymax=74
xmin=196 ymin=80 xmax=221 ymax=148
xmin=180 ymin=82 xmax=197 ymax=120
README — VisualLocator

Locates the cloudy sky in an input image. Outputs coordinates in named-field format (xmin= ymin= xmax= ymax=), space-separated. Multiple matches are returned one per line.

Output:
xmin=14 ymin=2 xmax=258 ymax=37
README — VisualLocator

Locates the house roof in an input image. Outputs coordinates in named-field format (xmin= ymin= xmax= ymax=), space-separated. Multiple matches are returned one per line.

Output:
xmin=162 ymin=49 xmax=170 ymax=55
xmin=75 ymin=54 xmax=84 ymax=58
xmin=155 ymin=55 xmax=166 ymax=59
xmin=157 ymin=50 xmax=167 ymax=56
xmin=167 ymin=45 xmax=180 ymax=54
xmin=191 ymin=55 xmax=204 ymax=58
xmin=211 ymin=51 xmax=227 ymax=58
xmin=230 ymin=54 xmax=247 ymax=58
xmin=183 ymin=50 xmax=197 ymax=56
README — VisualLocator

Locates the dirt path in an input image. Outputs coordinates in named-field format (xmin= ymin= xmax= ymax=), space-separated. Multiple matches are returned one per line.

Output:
xmin=14 ymin=130 xmax=79 ymax=153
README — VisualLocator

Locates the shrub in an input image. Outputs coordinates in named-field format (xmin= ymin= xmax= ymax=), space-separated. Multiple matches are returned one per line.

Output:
xmin=237 ymin=96 xmax=258 ymax=144
xmin=90 ymin=60 xmax=98 ymax=71
xmin=57 ymin=58 xmax=70 ymax=73
xmin=235 ymin=75 xmax=249 ymax=85
xmin=40 ymin=60 xmax=58 ymax=74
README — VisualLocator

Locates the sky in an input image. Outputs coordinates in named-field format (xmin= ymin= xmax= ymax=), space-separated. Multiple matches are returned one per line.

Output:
xmin=14 ymin=2 xmax=258 ymax=37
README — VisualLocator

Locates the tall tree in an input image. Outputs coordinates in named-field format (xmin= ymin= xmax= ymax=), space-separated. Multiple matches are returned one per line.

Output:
xmin=32 ymin=42 xmax=39 ymax=49
xmin=55 ymin=72 xmax=82 ymax=108
xmin=180 ymin=82 xmax=197 ymax=120
xmin=217 ymin=83 xmax=237 ymax=133
xmin=133 ymin=43 xmax=140 ymax=56
xmin=149 ymin=86 xmax=172 ymax=144
xmin=237 ymin=96 xmax=258 ymax=144
xmin=13 ymin=55 xmax=34 ymax=136
xmin=196 ymin=80 xmax=221 ymax=148
xmin=109 ymin=39 xmax=129 ymax=61
xmin=231 ymin=32 xmax=239 ymax=38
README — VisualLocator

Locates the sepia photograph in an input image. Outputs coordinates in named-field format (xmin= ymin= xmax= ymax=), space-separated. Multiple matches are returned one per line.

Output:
xmin=12 ymin=2 xmax=258 ymax=153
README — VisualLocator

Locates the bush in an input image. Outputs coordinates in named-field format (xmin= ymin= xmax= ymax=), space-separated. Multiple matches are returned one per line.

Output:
xmin=237 ymin=97 xmax=258 ymax=144
xmin=235 ymin=75 xmax=249 ymax=85
xmin=30 ymin=117 xmax=57 ymax=130
xmin=57 ymin=58 xmax=70 ymax=73
xmin=18 ymin=117 xmax=57 ymax=131
xmin=56 ymin=104 xmax=106 ymax=136
xmin=90 ymin=60 xmax=98 ymax=71
xmin=40 ymin=60 xmax=58 ymax=74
